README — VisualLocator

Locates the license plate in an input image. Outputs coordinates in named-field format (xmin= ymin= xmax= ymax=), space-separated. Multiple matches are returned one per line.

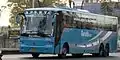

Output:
xmin=30 ymin=48 xmax=37 ymax=52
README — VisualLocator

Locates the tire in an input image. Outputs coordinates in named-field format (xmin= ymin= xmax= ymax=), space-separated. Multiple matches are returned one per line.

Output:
xmin=105 ymin=44 xmax=109 ymax=56
xmin=60 ymin=48 xmax=67 ymax=58
xmin=32 ymin=53 xmax=39 ymax=58
xmin=58 ymin=43 xmax=69 ymax=58
xmin=72 ymin=54 xmax=83 ymax=57
xmin=0 ymin=54 xmax=3 ymax=58
xmin=92 ymin=53 xmax=99 ymax=57
xmin=99 ymin=44 xmax=106 ymax=57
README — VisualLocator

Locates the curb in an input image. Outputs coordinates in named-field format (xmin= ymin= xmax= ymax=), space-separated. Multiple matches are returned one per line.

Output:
xmin=0 ymin=49 xmax=28 ymax=58
xmin=0 ymin=48 xmax=19 ymax=55
xmin=1 ymin=50 xmax=21 ymax=55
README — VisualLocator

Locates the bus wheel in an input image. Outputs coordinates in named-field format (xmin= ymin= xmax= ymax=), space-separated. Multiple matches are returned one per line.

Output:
xmin=32 ymin=53 xmax=39 ymax=58
xmin=59 ymin=43 xmax=69 ymax=58
xmin=60 ymin=47 xmax=67 ymax=58
xmin=92 ymin=53 xmax=99 ymax=57
xmin=99 ymin=44 xmax=105 ymax=57
xmin=58 ymin=48 xmax=67 ymax=58
xmin=105 ymin=44 xmax=109 ymax=56
xmin=72 ymin=54 xmax=83 ymax=57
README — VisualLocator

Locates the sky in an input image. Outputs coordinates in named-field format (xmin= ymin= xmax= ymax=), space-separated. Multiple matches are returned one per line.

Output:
xmin=0 ymin=0 xmax=10 ymax=26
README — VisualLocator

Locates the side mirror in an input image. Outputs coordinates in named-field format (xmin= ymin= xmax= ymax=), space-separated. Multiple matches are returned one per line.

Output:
xmin=16 ymin=13 xmax=25 ymax=24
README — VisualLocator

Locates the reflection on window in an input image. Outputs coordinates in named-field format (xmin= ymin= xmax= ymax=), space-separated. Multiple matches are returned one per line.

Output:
xmin=61 ymin=11 xmax=117 ymax=32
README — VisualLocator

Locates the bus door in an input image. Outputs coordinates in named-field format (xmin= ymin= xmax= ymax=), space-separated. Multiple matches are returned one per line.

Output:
xmin=55 ymin=11 xmax=64 ymax=47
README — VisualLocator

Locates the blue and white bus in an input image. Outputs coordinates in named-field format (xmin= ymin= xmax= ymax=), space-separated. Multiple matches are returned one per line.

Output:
xmin=16 ymin=7 xmax=118 ymax=58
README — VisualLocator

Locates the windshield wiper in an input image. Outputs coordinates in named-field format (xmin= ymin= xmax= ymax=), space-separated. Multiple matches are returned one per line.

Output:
xmin=21 ymin=33 xmax=29 ymax=36
xmin=21 ymin=31 xmax=37 ymax=36
xmin=37 ymin=32 xmax=50 ymax=37
xmin=21 ymin=32 xmax=50 ymax=37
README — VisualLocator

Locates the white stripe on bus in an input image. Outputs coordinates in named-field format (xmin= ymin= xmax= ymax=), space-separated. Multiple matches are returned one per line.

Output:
xmin=77 ymin=31 xmax=112 ymax=47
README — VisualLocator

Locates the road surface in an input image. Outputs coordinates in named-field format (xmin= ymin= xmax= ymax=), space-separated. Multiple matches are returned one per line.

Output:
xmin=1 ymin=53 xmax=120 ymax=60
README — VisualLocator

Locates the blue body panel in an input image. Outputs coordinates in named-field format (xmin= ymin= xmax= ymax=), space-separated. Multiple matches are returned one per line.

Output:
xmin=19 ymin=28 xmax=117 ymax=54
xmin=59 ymin=28 xmax=117 ymax=53
xmin=20 ymin=37 xmax=55 ymax=53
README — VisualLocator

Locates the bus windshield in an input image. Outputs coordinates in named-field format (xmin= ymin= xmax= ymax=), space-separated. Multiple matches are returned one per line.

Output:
xmin=24 ymin=10 xmax=54 ymax=35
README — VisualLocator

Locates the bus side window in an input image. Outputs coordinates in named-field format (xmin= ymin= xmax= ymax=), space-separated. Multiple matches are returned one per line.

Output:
xmin=63 ymin=14 xmax=73 ymax=28
xmin=72 ymin=20 xmax=77 ymax=28
xmin=63 ymin=15 xmax=68 ymax=28
xmin=76 ymin=21 xmax=82 ymax=29
xmin=86 ymin=22 xmax=91 ymax=29
xmin=112 ymin=25 xmax=117 ymax=31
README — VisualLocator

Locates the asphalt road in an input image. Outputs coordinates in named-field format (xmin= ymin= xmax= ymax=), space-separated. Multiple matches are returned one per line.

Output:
xmin=1 ymin=53 xmax=120 ymax=60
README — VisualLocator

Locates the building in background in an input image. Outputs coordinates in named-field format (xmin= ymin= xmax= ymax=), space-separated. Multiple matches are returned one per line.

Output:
xmin=73 ymin=0 xmax=120 ymax=42
xmin=84 ymin=0 xmax=118 ymax=3
xmin=73 ymin=0 xmax=120 ymax=15
xmin=73 ymin=0 xmax=119 ymax=8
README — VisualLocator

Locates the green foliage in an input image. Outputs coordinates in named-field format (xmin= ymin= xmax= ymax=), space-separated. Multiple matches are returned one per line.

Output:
xmin=101 ymin=2 xmax=113 ymax=16
xmin=8 ymin=0 xmax=66 ymax=28
xmin=8 ymin=0 xmax=32 ymax=28
xmin=37 ymin=0 xmax=58 ymax=7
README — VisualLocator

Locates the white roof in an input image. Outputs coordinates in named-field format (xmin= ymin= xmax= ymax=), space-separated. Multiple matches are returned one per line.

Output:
xmin=25 ymin=7 xmax=90 ymax=13
xmin=25 ymin=7 xmax=67 ymax=11
xmin=77 ymin=9 xmax=90 ymax=13
xmin=25 ymin=7 xmax=117 ymax=19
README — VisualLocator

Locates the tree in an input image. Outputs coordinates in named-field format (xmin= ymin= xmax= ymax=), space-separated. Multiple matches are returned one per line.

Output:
xmin=8 ymin=0 xmax=32 ymax=27
xmin=37 ymin=0 xmax=58 ymax=7
xmin=101 ymin=2 xmax=113 ymax=16
xmin=8 ymin=0 xmax=67 ymax=27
